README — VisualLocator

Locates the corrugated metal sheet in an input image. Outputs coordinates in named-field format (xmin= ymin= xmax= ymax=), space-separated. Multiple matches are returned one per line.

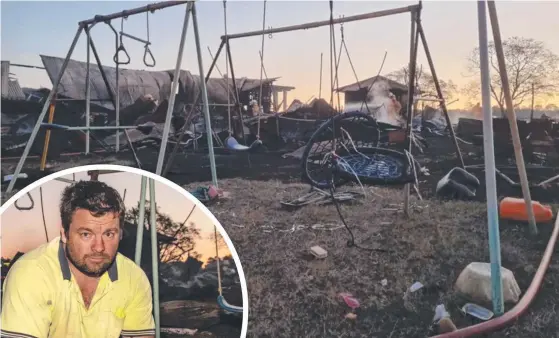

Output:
xmin=336 ymin=75 xmax=408 ymax=93
xmin=7 ymin=79 xmax=26 ymax=100
xmin=40 ymin=54 xmax=279 ymax=111
xmin=1 ymin=61 xmax=26 ymax=100
xmin=1 ymin=61 xmax=8 ymax=94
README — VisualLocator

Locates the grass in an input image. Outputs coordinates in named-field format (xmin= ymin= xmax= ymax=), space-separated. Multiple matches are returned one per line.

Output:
xmin=185 ymin=178 xmax=559 ymax=338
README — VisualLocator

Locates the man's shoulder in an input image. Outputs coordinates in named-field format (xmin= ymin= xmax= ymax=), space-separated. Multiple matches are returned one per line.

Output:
xmin=115 ymin=253 xmax=150 ymax=284
xmin=10 ymin=239 xmax=58 ymax=276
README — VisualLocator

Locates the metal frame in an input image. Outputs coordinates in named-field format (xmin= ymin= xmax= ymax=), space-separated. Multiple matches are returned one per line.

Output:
xmin=5 ymin=0 xmax=219 ymax=196
xmin=189 ymin=2 xmax=461 ymax=215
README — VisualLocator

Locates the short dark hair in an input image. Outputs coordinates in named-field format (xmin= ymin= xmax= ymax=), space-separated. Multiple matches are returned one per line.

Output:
xmin=60 ymin=180 xmax=125 ymax=233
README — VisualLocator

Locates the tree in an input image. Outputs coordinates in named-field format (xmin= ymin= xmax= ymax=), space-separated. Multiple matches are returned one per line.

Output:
xmin=125 ymin=201 xmax=202 ymax=263
xmin=465 ymin=36 xmax=559 ymax=115
xmin=208 ymin=231 xmax=228 ymax=251
xmin=385 ymin=64 xmax=458 ymax=102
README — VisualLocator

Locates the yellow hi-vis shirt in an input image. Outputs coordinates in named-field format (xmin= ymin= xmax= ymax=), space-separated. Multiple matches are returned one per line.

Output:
xmin=1 ymin=237 xmax=155 ymax=338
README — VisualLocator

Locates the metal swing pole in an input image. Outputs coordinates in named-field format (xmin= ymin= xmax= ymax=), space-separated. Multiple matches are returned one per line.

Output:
xmin=5 ymin=26 xmax=84 ymax=197
xmin=487 ymin=0 xmax=537 ymax=235
xmin=160 ymin=38 xmax=225 ymax=178
xmin=416 ymin=19 xmax=465 ymax=169
xmin=477 ymin=0 xmax=504 ymax=316
xmin=85 ymin=26 xmax=92 ymax=154
xmin=155 ymin=1 xmax=194 ymax=176
xmin=148 ymin=178 xmax=161 ymax=338
xmin=192 ymin=2 xmax=219 ymax=187
xmin=134 ymin=175 xmax=148 ymax=265
xmin=403 ymin=7 xmax=419 ymax=217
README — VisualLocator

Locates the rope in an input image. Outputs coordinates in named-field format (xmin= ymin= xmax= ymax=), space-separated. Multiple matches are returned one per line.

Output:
xmin=40 ymin=187 xmax=49 ymax=242
xmin=256 ymin=0 xmax=268 ymax=140
xmin=214 ymin=225 xmax=223 ymax=296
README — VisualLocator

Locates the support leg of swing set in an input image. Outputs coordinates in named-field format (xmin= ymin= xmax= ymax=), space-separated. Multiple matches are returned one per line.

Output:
xmin=161 ymin=38 xmax=225 ymax=179
xmin=192 ymin=2 xmax=219 ymax=188
xmin=416 ymin=19 xmax=464 ymax=169
xmin=403 ymin=6 xmax=419 ymax=218
xmin=85 ymin=26 xmax=92 ymax=154
xmin=148 ymin=178 xmax=161 ymax=338
xmin=134 ymin=175 xmax=148 ymax=265
xmin=4 ymin=25 xmax=84 ymax=198
xmin=487 ymin=0 xmax=537 ymax=235
xmin=40 ymin=98 xmax=57 ymax=171
xmin=155 ymin=1 xmax=193 ymax=176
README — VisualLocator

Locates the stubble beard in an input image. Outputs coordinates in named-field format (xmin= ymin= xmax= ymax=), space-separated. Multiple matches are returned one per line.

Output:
xmin=65 ymin=237 xmax=116 ymax=278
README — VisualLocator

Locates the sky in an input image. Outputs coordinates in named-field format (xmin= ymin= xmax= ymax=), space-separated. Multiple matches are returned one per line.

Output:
xmin=1 ymin=1 xmax=558 ymax=109
xmin=0 ymin=170 xmax=232 ymax=264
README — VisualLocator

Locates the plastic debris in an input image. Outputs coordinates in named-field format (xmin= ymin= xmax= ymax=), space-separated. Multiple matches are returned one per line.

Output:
xmin=409 ymin=281 xmax=424 ymax=292
xmin=433 ymin=304 xmax=457 ymax=333
xmin=461 ymin=303 xmax=494 ymax=321
xmin=338 ymin=292 xmax=360 ymax=311
xmin=345 ymin=312 xmax=357 ymax=320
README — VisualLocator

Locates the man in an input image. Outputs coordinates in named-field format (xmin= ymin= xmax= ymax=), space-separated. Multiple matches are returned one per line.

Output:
xmin=1 ymin=180 xmax=156 ymax=338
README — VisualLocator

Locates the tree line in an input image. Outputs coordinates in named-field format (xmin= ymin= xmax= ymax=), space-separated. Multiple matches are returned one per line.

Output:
xmin=384 ymin=36 xmax=559 ymax=114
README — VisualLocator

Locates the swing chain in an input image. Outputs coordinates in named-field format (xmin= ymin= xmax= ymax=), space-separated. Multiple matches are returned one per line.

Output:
xmin=111 ymin=17 xmax=130 ymax=65
xmin=268 ymin=26 xmax=273 ymax=39
xmin=143 ymin=11 xmax=156 ymax=67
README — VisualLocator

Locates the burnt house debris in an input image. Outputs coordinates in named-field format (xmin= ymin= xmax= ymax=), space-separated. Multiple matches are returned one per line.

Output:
xmin=336 ymin=75 xmax=409 ymax=108
xmin=457 ymin=117 xmax=559 ymax=163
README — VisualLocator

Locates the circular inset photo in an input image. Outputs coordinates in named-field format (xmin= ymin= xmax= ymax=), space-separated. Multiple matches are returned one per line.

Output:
xmin=0 ymin=165 xmax=248 ymax=338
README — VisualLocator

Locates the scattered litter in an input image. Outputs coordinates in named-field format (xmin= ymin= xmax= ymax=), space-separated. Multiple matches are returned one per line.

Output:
xmin=345 ymin=312 xmax=357 ymax=320
xmin=409 ymin=281 xmax=424 ymax=292
xmin=280 ymin=188 xmax=364 ymax=209
xmin=433 ymin=304 xmax=457 ymax=333
xmin=461 ymin=303 xmax=494 ymax=321
xmin=381 ymin=279 xmax=388 ymax=286
xmin=260 ymin=223 xmax=343 ymax=233
xmin=309 ymin=245 xmax=328 ymax=259
xmin=3 ymin=173 xmax=28 ymax=182
xmin=189 ymin=185 xmax=228 ymax=204
xmin=338 ymin=292 xmax=360 ymax=311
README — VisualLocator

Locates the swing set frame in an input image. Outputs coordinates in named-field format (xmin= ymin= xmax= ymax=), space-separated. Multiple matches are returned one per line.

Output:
xmin=205 ymin=1 xmax=464 ymax=216
xmin=4 ymin=0 xmax=220 ymax=198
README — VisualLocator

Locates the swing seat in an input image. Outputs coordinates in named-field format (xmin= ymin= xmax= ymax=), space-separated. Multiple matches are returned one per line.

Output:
xmin=225 ymin=136 xmax=262 ymax=151
xmin=217 ymin=295 xmax=243 ymax=314
xmin=333 ymin=147 xmax=416 ymax=186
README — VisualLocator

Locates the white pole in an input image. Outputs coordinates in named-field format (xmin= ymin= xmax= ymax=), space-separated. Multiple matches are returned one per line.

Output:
xmin=155 ymin=2 xmax=193 ymax=175
xmin=487 ymin=0 xmax=537 ymax=234
xmin=477 ymin=0 xmax=504 ymax=316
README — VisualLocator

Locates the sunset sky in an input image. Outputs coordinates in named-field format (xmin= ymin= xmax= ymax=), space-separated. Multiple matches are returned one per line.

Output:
xmin=0 ymin=170 xmax=232 ymax=264
xmin=1 ymin=1 xmax=558 ymax=109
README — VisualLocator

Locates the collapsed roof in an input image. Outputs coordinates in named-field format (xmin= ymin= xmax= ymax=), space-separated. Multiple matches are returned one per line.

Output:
xmin=40 ymin=55 xmax=279 ymax=111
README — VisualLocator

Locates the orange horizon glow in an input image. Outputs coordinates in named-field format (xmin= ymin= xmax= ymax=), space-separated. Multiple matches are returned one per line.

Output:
xmin=0 ymin=172 xmax=232 ymax=267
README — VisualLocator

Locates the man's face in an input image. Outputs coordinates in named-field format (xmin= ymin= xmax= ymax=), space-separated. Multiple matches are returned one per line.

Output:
xmin=62 ymin=208 xmax=121 ymax=278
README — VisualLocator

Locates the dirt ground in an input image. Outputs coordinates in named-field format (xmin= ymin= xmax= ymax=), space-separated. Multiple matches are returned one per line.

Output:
xmin=189 ymin=179 xmax=559 ymax=338
xmin=2 ymin=136 xmax=559 ymax=337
